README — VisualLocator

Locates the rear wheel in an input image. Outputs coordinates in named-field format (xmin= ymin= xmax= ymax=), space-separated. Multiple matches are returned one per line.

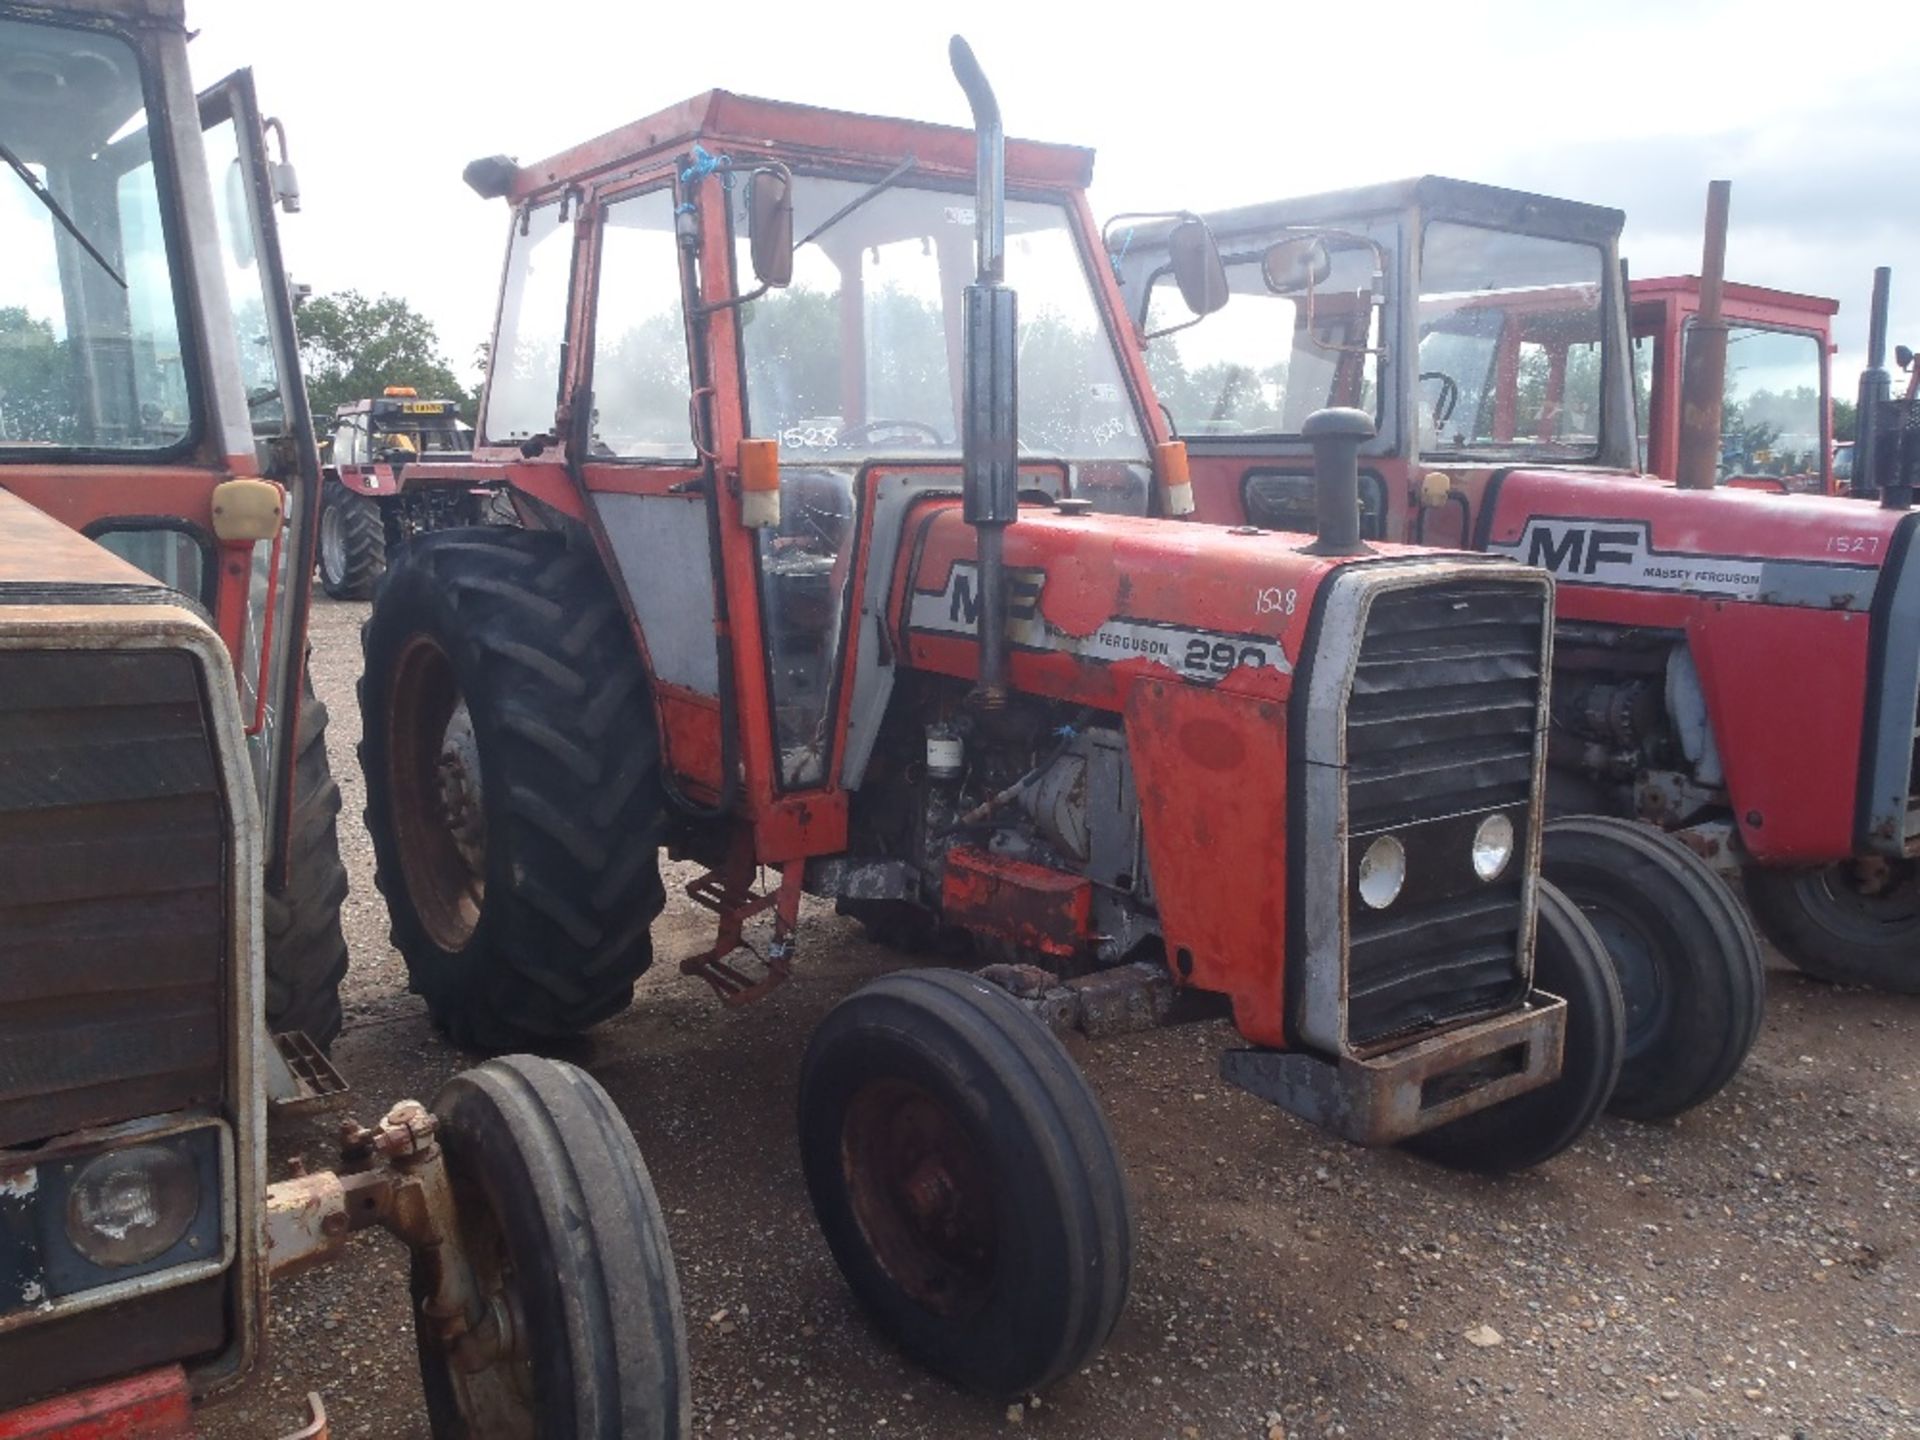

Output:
xmin=318 ymin=477 xmax=387 ymax=600
xmin=1745 ymin=859 xmax=1920 ymax=993
xmin=414 ymin=1055 xmax=689 ymax=1440
xmin=263 ymin=664 xmax=349 ymax=1051
xmin=1544 ymin=815 xmax=1764 ymax=1121
xmin=1401 ymin=880 xmax=1624 ymax=1174
xmin=360 ymin=528 xmax=666 ymax=1049
xmin=798 ymin=969 xmax=1132 ymax=1397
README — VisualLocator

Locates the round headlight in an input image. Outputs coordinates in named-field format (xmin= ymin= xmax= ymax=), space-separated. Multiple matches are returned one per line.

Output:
xmin=1472 ymin=813 xmax=1516 ymax=881
xmin=66 ymin=1144 xmax=199 ymax=1269
xmin=1357 ymin=834 xmax=1407 ymax=909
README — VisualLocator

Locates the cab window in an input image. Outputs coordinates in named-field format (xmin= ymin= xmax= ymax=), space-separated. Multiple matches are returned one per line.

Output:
xmin=588 ymin=188 xmax=693 ymax=459
xmin=484 ymin=201 xmax=572 ymax=444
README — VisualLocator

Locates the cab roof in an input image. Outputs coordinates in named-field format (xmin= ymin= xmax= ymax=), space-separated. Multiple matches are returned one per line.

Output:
xmin=503 ymin=89 xmax=1095 ymax=203
xmin=1631 ymin=274 xmax=1839 ymax=318
xmin=1181 ymin=175 xmax=1625 ymax=250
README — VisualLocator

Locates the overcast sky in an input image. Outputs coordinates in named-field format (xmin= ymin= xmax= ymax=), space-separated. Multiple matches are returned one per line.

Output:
xmin=183 ymin=0 xmax=1919 ymax=391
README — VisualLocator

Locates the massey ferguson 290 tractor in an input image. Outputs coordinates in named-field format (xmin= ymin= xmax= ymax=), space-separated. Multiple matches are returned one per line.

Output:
xmin=351 ymin=41 xmax=1674 ymax=1399
xmin=1116 ymin=176 xmax=1920 ymax=1009
xmin=0 ymin=3 xmax=687 ymax=1434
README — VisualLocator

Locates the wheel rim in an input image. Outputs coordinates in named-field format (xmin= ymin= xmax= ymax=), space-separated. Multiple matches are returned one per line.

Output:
xmin=1802 ymin=859 xmax=1920 ymax=940
xmin=1577 ymin=897 xmax=1671 ymax=1064
xmin=388 ymin=634 xmax=486 ymax=951
xmin=840 ymin=1078 xmax=996 ymax=1319
xmin=318 ymin=499 xmax=347 ymax=584
xmin=442 ymin=1168 xmax=537 ymax=1439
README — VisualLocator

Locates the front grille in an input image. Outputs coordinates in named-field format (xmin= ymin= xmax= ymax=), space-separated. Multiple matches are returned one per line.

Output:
xmin=0 ymin=650 xmax=226 ymax=1148
xmin=1344 ymin=580 xmax=1546 ymax=1046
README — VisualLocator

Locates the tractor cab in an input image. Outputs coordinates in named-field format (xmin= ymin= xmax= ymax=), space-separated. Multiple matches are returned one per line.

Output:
xmin=328 ymin=388 xmax=473 ymax=466
xmin=1629 ymin=276 xmax=1837 ymax=493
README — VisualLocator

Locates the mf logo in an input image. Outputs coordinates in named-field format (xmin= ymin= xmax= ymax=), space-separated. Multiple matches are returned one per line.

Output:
xmin=1523 ymin=523 xmax=1640 ymax=576
xmin=947 ymin=567 xmax=1044 ymax=627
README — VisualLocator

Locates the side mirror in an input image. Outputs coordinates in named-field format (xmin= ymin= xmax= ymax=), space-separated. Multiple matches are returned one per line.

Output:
xmin=1168 ymin=217 xmax=1229 ymax=318
xmin=1263 ymin=236 xmax=1332 ymax=295
xmin=747 ymin=167 xmax=794 ymax=289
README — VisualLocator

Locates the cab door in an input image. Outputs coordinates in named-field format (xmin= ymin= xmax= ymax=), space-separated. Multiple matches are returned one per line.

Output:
xmin=196 ymin=69 xmax=326 ymax=881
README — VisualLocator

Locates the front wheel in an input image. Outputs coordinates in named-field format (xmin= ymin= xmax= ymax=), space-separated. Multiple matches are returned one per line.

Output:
xmin=317 ymin=477 xmax=387 ymax=600
xmin=1544 ymin=815 xmax=1764 ymax=1121
xmin=1744 ymin=860 xmax=1920 ymax=993
xmin=798 ymin=969 xmax=1132 ymax=1398
xmin=414 ymin=1055 xmax=689 ymax=1440
xmin=1400 ymin=880 xmax=1624 ymax=1175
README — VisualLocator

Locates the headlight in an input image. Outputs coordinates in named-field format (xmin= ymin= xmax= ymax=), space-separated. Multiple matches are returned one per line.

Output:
xmin=1472 ymin=812 xmax=1515 ymax=882
xmin=65 ymin=1144 xmax=200 ymax=1268
xmin=1357 ymin=834 xmax=1407 ymax=909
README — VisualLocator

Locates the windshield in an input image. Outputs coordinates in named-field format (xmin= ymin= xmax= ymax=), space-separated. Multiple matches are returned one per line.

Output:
xmin=0 ymin=18 xmax=192 ymax=454
xmin=1687 ymin=322 xmax=1824 ymax=481
xmin=1417 ymin=222 xmax=1605 ymax=462
xmin=733 ymin=177 xmax=1146 ymax=469
xmin=1141 ymin=228 xmax=1384 ymax=438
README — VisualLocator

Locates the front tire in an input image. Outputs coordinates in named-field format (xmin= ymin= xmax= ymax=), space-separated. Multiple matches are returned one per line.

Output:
xmin=1744 ymin=860 xmax=1920 ymax=994
xmin=414 ymin=1055 xmax=690 ymax=1440
xmin=318 ymin=477 xmax=387 ymax=600
xmin=798 ymin=969 xmax=1132 ymax=1397
xmin=1544 ymin=815 xmax=1764 ymax=1121
xmin=263 ymin=664 xmax=350 ymax=1050
xmin=1400 ymin=880 xmax=1624 ymax=1174
xmin=360 ymin=528 xmax=666 ymax=1049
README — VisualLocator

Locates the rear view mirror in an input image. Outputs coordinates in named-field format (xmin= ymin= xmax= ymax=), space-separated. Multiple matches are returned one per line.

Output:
xmin=747 ymin=167 xmax=794 ymax=289
xmin=1263 ymin=236 xmax=1331 ymax=295
xmin=1168 ymin=218 xmax=1229 ymax=318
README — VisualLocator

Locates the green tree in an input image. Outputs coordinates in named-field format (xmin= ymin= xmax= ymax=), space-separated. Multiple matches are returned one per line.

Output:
xmin=296 ymin=290 xmax=474 ymax=422
xmin=0 ymin=307 xmax=72 ymax=442
xmin=1833 ymin=398 xmax=1857 ymax=443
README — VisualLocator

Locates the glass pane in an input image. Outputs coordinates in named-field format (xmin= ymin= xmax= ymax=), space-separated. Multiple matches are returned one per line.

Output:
xmin=0 ymin=18 xmax=191 ymax=452
xmin=485 ymin=202 xmax=571 ymax=442
xmin=200 ymin=114 xmax=282 ymax=432
xmin=733 ymin=179 xmax=1145 ymax=466
xmin=1418 ymin=222 xmax=1605 ymax=461
xmin=757 ymin=465 xmax=857 ymax=788
xmin=1688 ymin=323 xmax=1824 ymax=481
xmin=93 ymin=526 xmax=205 ymax=601
xmin=590 ymin=189 xmax=692 ymax=458
xmin=1144 ymin=232 xmax=1381 ymax=437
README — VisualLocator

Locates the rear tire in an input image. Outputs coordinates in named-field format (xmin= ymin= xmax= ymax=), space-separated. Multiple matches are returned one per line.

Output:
xmin=1745 ymin=861 xmax=1920 ymax=993
xmin=1400 ymin=880 xmax=1624 ymax=1174
xmin=798 ymin=969 xmax=1132 ymax=1397
xmin=359 ymin=528 xmax=666 ymax=1049
xmin=413 ymin=1055 xmax=690 ymax=1440
xmin=318 ymin=477 xmax=387 ymax=600
xmin=1544 ymin=815 xmax=1764 ymax=1121
xmin=263 ymin=664 xmax=349 ymax=1051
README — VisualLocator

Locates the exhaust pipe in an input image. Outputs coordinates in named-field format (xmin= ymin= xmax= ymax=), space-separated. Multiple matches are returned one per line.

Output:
xmin=951 ymin=35 xmax=1018 ymax=708
xmin=1300 ymin=408 xmax=1374 ymax=556
xmin=1676 ymin=180 xmax=1732 ymax=490
xmin=1856 ymin=266 xmax=1893 ymax=503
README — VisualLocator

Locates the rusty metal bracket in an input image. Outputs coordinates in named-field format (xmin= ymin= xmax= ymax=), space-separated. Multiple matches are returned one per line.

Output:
xmin=978 ymin=960 xmax=1177 ymax=1038
xmin=1220 ymin=994 xmax=1567 ymax=1145
xmin=681 ymin=850 xmax=803 ymax=1005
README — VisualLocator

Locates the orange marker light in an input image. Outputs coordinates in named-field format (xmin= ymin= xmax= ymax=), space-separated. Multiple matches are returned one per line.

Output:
xmin=739 ymin=436 xmax=781 ymax=529
xmin=1156 ymin=439 xmax=1195 ymax=516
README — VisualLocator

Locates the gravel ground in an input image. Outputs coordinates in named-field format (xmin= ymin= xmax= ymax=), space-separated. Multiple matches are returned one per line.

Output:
xmin=203 ymin=595 xmax=1919 ymax=1440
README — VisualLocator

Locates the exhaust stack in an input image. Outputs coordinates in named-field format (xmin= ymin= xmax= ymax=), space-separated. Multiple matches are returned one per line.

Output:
xmin=1856 ymin=266 xmax=1894 ymax=504
xmin=951 ymin=35 xmax=1018 ymax=707
xmin=1300 ymin=408 xmax=1375 ymax=556
xmin=1675 ymin=180 xmax=1732 ymax=490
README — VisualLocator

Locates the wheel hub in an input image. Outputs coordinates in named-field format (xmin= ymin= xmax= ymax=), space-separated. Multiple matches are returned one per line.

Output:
xmin=319 ymin=501 xmax=346 ymax=581
xmin=388 ymin=635 xmax=487 ymax=952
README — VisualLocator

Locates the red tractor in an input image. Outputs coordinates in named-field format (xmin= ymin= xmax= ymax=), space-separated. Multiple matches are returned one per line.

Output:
xmin=1629 ymin=275 xmax=1839 ymax=494
xmin=317 ymin=387 xmax=475 ymax=598
xmin=352 ymin=41 xmax=1731 ymax=1399
xmin=0 ymin=2 xmax=687 ymax=1434
xmin=1115 ymin=175 xmax=1920 ymax=1001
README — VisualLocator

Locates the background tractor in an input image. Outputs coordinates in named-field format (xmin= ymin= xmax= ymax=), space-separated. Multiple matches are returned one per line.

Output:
xmin=353 ymin=37 xmax=1657 ymax=1400
xmin=317 ymin=387 xmax=473 ymax=598
xmin=1117 ymin=175 xmax=1920 ymax=1001
xmin=0 ymin=3 xmax=687 ymax=1434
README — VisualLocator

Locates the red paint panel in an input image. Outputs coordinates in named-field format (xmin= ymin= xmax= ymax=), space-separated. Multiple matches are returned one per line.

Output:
xmin=658 ymin=688 xmax=724 ymax=795
xmin=940 ymin=847 xmax=1092 ymax=958
xmin=1124 ymin=677 xmax=1292 ymax=1048
xmin=1687 ymin=603 xmax=1868 ymax=862
xmin=0 ymin=1367 xmax=192 ymax=1440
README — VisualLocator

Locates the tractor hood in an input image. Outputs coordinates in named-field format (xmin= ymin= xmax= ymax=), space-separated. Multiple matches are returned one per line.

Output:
xmin=894 ymin=498 xmax=1521 ymax=709
xmin=1478 ymin=468 xmax=1914 ymax=613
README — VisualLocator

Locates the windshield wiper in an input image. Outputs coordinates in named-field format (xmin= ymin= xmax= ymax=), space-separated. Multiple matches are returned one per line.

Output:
xmin=0 ymin=138 xmax=127 ymax=290
xmin=796 ymin=154 xmax=918 ymax=251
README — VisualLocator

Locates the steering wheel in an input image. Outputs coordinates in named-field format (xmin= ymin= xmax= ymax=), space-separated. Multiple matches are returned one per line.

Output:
xmin=1418 ymin=371 xmax=1459 ymax=426
xmin=834 ymin=418 xmax=946 ymax=447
